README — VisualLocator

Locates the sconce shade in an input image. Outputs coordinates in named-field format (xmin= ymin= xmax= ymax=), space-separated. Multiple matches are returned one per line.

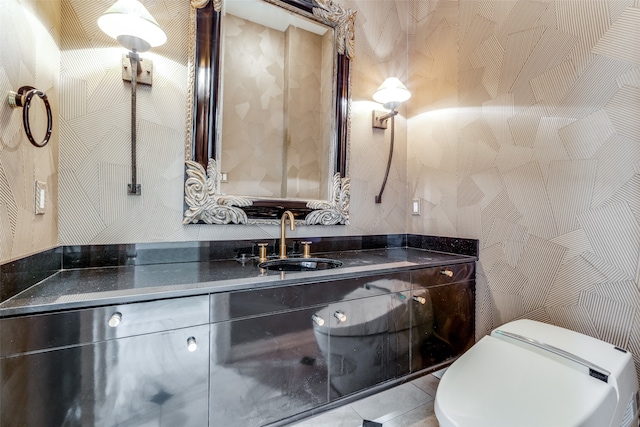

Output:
xmin=373 ymin=77 xmax=411 ymax=110
xmin=98 ymin=0 xmax=167 ymax=52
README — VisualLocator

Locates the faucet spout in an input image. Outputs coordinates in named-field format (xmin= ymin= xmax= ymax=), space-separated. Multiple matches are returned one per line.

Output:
xmin=279 ymin=210 xmax=296 ymax=259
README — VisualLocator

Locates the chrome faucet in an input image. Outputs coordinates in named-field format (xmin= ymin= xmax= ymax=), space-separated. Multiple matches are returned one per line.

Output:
xmin=279 ymin=210 xmax=295 ymax=259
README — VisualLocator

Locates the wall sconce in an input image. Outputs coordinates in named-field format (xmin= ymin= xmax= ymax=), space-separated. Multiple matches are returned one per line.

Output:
xmin=98 ymin=0 xmax=166 ymax=195
xmin=372 ymin=77 xmax=411 ymax=203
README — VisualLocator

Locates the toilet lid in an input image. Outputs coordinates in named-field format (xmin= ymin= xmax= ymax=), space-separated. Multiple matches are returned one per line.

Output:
xmin=435 ymin=332 xmax=618 ymax=427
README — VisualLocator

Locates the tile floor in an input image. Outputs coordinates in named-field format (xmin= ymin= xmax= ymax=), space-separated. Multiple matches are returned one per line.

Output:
xmin=288 ymin=373 xmax=442 ymax=427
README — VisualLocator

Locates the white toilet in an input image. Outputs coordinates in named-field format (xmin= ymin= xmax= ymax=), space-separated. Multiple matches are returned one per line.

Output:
xmin=435 ymin=319 xmax=640 ymax=427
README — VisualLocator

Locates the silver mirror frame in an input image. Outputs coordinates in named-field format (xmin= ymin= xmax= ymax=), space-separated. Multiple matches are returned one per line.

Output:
xmin=184 ymin=0 xmax=355 ymax=225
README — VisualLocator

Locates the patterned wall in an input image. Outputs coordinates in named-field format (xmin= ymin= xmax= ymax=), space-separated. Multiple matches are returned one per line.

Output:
xmin=58 ymin=0 xmax=193 ymax=245
xmin=0 ymin=0 xmax=60 ymax=264
xmin=58 ymin=0 xmax=409 ymax=245
xmin=408 ymin=0 xmax=640 ymax=377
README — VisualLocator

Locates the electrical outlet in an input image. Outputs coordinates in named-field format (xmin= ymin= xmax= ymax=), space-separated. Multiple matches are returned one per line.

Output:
xmin=35 ymin=181 xmax=47 ymax=215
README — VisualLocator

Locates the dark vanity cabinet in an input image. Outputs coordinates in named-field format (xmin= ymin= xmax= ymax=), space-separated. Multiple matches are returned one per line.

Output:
xmin=0 ymin=296 xmax=210 ymax=427
xmin=0 ymin=261 xmax=475 ymax=427
xmin=410 ymin=263 xmax=475 ymax=372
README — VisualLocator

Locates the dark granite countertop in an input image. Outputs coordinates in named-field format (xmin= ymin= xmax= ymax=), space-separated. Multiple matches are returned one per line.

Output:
xmin=0 ymin=248 xmax=476 ymax=317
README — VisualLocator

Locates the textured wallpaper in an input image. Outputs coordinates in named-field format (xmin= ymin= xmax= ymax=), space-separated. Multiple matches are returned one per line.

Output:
xmin=0 ymin=0 xmax=60 ymax=264
xmin=58 ymin=0 xmax=409 ymax=245
xmin=58 ymin=0 xmax=192 ymax=245
xmin=408 ymin=0 xmax=640 ymax=378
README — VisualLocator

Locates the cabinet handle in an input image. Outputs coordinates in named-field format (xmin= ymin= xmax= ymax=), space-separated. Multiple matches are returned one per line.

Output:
xmin=108 ymin=312 xmax=122 ymax=328
xmin=311 ymin=314 xmax=325 ymax=327
xmin=413 ymin=296 xmax=427 ymax=305
xmin=187 ymin=336 xmax=198 ymax=352
xmin=333 ymin=311 xmax=347 ymax=323
xmin=441 ymin=269 xmax=454 ymax=278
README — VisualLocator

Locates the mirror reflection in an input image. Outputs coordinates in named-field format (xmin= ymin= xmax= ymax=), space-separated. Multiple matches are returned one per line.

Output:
xmin=220 ymin=0 xmax=334 ymax=200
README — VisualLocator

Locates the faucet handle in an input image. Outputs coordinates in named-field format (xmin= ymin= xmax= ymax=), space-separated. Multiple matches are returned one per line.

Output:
xmin=301 ymin=241 xmax=312 ymax=258
xmin=257 ymin=243 xmax=268 ymax=262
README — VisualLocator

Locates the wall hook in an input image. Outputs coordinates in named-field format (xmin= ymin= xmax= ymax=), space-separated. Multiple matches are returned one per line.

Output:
xmin=7 ymin=86 xmax=53 ymax=148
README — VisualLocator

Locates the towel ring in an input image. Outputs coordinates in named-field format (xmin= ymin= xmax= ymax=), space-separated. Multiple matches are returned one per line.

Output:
xmin=8 ymin=86 xmax=53 ymax=148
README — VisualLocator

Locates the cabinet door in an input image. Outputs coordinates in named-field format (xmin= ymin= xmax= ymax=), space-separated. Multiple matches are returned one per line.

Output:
xmin=209 ymin=306 xmax=328 ymax=427
xmin=411 ymin=281 xmax=474 ymax=372
xmin=323 ymin=291 xmax=412 ymax=399
xmin=1 ymin=325 xmax=210 ymax=427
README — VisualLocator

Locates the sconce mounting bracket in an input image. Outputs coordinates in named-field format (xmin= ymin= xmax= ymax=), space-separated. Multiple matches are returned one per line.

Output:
xmin=122 ymin=55 xmax=153 ymax=85
xmin=372 ymin=110 xmax=389 ymax=129
xmin=128 ymin=184 xmax=141 ymax=195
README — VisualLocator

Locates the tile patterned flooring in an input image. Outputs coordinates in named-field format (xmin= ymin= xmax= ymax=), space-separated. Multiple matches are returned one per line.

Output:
xmin=288 ymin=373 xmax=442 ymax=427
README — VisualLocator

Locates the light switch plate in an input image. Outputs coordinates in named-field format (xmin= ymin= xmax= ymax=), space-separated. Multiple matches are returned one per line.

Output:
xmin=412 ymin=198 xmax=421 ymax=216
xmin=35 ymin=181 xmax=47 ymax=215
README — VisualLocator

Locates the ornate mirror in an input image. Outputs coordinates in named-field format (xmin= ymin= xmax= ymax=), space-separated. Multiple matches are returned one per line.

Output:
xmin=184 ymin=0 xmax=355 ymax=225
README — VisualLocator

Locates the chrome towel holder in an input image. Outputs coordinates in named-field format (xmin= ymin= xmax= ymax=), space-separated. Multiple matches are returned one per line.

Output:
xmin=8 ymin=85 xmax=53 ymax=148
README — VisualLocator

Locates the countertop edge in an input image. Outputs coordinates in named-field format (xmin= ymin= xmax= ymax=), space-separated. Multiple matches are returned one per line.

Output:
xmin=0 ymin=251 xmax=477 ymax=318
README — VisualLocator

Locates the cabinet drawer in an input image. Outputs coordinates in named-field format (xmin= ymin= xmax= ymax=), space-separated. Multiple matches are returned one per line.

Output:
xmin=0 ymin=295 xmax=209 ymax=356
xmin=301 ymin=272 xmax=411 ymax=307
xmin=210 ymin=286 xmax=302 ymax=323
xmin=411 ymin=263 xmax=475 ymax=288
xmin=209 ymin=272 xmax=411 ymax=323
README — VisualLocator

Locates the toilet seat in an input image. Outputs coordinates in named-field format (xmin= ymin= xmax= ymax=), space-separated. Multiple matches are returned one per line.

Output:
xmin=435 ymin=319 xmax=639 ymax=427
